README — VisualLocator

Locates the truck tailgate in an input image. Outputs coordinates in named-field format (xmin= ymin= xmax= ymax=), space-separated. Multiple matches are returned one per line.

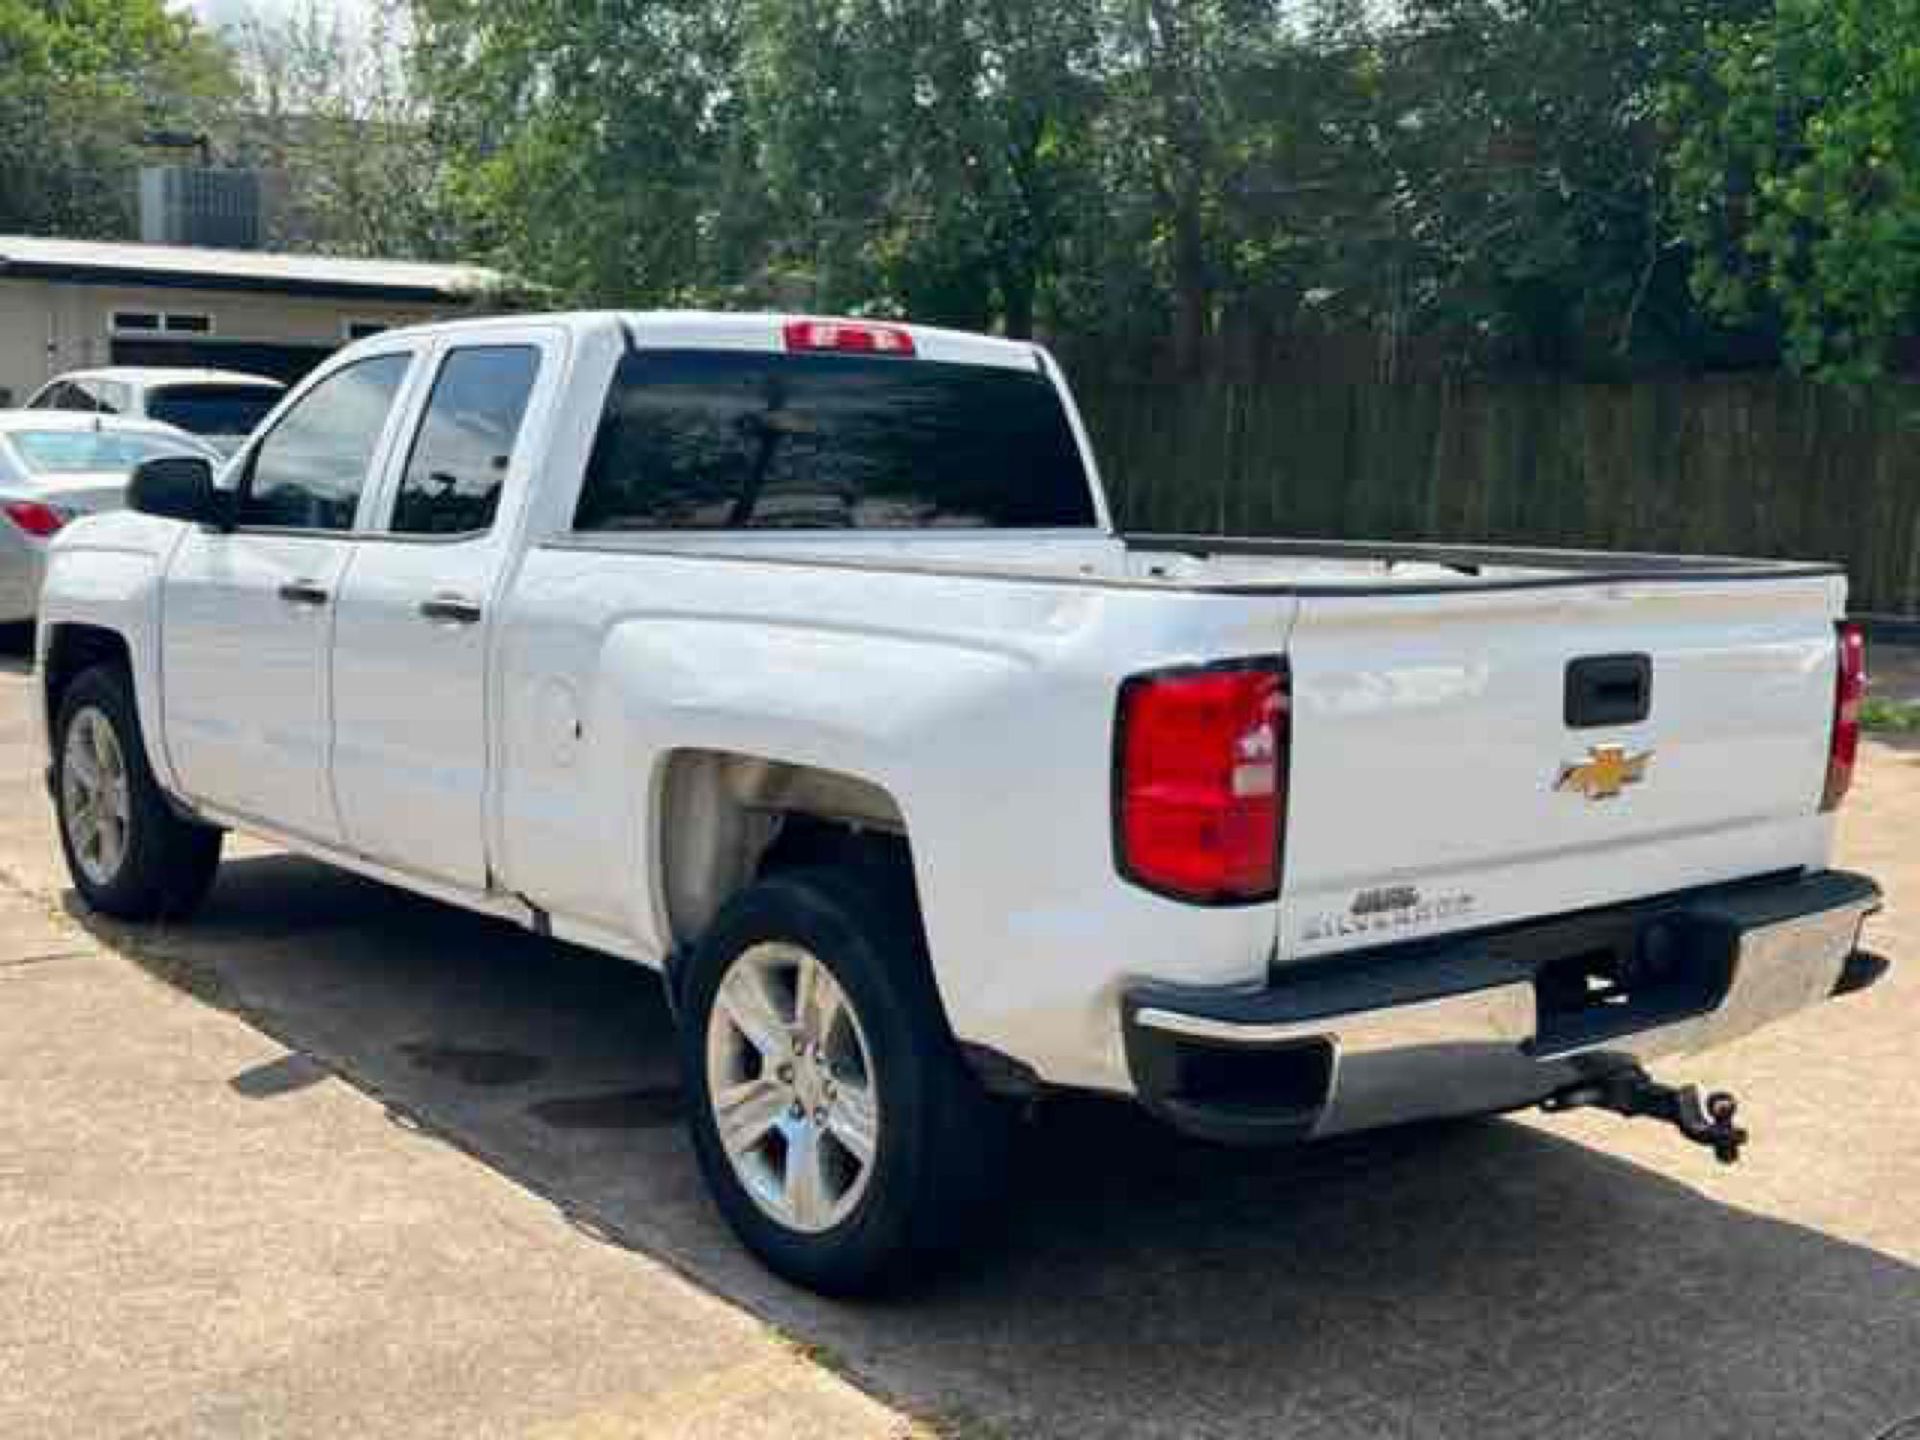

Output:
xmin=1279 ymin=573 xmax=1846 ymax=959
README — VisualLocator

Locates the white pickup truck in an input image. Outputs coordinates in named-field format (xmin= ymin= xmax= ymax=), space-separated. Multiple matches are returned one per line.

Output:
xmin=34 ymin=312 xmax=1889 ymax=1293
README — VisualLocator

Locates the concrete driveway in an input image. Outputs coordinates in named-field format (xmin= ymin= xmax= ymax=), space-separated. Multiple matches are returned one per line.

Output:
xmin=2 ymin=625 xmax=1918 ymax=1439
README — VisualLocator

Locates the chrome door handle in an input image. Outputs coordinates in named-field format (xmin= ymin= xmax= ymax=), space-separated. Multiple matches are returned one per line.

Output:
xmin=278 ymin=579 xmax=329 ymax=607
xmin=418 ymin=593 xmax=483 ymax=626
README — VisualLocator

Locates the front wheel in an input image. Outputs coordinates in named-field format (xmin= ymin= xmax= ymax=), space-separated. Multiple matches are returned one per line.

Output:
xmin=680 ymin=863 xmax=1008 ymax=1295
xmin=54 ymin=664 xmax=222 ymax=921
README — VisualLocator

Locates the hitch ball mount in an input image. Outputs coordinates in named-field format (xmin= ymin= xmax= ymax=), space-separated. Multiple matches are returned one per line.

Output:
xmin=1542 ymin=1066 xmax=1748 ymax=1165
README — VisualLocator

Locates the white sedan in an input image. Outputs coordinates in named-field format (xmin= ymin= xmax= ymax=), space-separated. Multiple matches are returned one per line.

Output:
xmin=0 ymin=412 xmax=220 ymax=624
xmin=26 ymin=367 xmax=285 ymax=458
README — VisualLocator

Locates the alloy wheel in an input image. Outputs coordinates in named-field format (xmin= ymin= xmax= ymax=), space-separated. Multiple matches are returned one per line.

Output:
xmin=703 ymin=941 xmax=881 ymax=1234
xmin=61 ymin=706 xmax=132 ymax=888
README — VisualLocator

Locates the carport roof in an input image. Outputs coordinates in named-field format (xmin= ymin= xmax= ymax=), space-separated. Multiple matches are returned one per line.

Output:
xmin=0 ymin=234 xmax=509 ymax=304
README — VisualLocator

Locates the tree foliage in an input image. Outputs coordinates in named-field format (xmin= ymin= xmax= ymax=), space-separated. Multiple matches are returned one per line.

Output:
xmin=1669 ymin=0 xmax=1920 ymax=381
xmin=409 ymin=0 xmax=1797 ymax=373
xmin=18 ymin=0 xmax=1920 ymax=382
xmin=1381 ymin=0 xmax=1766 ymax=372
xmin=410 ymin=0 xmax=748 ymax=303
xmin=736 ymin=0 xmax=1103 ymax=335
xmin=228 ymin=1 xmax=459 ymax=260
xmin=0 ymin=0 xmax=235 ymax=238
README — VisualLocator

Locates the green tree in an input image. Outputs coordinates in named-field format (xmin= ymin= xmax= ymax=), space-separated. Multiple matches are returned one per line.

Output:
xmin=405 ymin=0 xmax=1779 ymax=375
xmin=1099 ymin=0 xmax=1391 ymax=368
xmin=1090 ymin=1 xmax=1299 ymax=367
xmin=0 ymin=0 xmax=235 ymax=239
xmin=737 ymin=0 xmax=1102 ymax=334
xmin=1376 ymin=0 xmax=1763 ymax=373
xmin=411 ymin=0 xmax=747 ymax=303
xmin=1669 ymin=0 xmax=1920 ymax=381
xmin=229 ymin=0 xmax=459 ymax=260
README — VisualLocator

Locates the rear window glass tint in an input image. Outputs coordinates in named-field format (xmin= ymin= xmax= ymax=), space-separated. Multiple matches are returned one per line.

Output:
xmin=574 ymin=349 xmax=1096 ymax=532
xmin=148 ymin=384 xmax=283 ymax=439
xmin=391 ymin=345 xmax=541 ymax=536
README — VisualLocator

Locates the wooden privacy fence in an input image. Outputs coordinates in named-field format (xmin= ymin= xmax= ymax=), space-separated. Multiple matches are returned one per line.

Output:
xmin=1072 ymin=372 xmax=1920 ymax=616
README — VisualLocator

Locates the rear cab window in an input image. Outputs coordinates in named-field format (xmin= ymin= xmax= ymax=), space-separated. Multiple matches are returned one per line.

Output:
xmin=147 ymin=384 xmax=283 ymax=440
xmin=573 ymin=349 xmax=1098 ymax=532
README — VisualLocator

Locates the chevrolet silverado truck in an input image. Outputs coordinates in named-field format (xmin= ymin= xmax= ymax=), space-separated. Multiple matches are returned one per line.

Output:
xmin=33 ymin=312 xmax=1889 ymax=1293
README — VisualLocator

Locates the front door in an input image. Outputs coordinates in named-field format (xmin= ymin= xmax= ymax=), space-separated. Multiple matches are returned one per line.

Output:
xmin=161 ymin=351 xmax=415 ymax=842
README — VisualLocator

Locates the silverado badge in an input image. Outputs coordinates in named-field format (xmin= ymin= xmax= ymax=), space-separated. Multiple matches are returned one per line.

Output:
xmin=1555 ymin=744 xmax=1653 ymax=801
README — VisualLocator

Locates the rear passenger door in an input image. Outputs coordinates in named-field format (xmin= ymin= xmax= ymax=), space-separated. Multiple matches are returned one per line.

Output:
xmin=329 ymin=329 xmax=558 ymax=890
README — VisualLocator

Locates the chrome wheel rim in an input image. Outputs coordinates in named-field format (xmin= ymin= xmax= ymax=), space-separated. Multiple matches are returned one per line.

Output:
xmin=61 ymin=706 xmax=131 ymax=888
xmin=704 ymin=941 xmax=880 ymax=1235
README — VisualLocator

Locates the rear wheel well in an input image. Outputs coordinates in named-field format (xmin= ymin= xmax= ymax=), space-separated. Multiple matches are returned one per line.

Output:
xmin=656 ymin=748 xmax=919 ymax=961
xmin=42 ymin=624 xmax=132 ymax=738
xmin=758 ymin=813 xmax=912 ymax=877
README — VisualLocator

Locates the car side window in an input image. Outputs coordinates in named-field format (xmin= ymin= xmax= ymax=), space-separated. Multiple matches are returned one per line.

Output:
xmin=390 ymin=346 xmax=541 ymax=536
xmin=237 ymin=355 xmax=410 ymax=532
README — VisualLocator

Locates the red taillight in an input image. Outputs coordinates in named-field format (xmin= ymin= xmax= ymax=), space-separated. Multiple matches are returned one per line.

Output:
xmin=1115 ymin=662 xmax=1287 ymax=904
xmin=782 ymin=318 xmax=916 ymax=357
xmin=1822 ymin=621 xmax=1867 ymax=812
xmin=2 ymin=500 xmax=65 ymax=538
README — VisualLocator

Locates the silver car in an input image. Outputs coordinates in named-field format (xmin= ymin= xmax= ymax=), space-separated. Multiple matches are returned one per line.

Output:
xmin=0 ymin=412 xmax=221 ymax=623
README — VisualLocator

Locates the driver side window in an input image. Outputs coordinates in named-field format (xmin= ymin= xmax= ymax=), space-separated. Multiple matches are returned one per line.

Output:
xmin=238 ymin=354 xmax=410 ymax=531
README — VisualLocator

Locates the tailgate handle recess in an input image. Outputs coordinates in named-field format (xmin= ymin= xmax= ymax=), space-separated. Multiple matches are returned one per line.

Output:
xmin=1566 ymin=654 xmax=1651 ymax=728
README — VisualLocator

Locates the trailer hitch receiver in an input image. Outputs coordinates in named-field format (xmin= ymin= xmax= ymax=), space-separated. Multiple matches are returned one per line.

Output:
xmin=1542 ymin=1067 xmax=1748 ymax=1165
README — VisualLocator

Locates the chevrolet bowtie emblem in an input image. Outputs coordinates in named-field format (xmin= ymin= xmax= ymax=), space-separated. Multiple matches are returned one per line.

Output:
xmin=1555 ymin=744 xmax=1653 ymax=801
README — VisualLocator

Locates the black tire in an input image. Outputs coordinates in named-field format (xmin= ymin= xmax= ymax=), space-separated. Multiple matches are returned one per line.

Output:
xmin=679 ymin=862 xmax=1009 ymax=1295
xmin=53 ymin=663 xmax=222 ymax=921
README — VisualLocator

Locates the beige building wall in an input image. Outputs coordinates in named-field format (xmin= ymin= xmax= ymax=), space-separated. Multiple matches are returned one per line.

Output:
xmin=0 ymin=281 xmax=53 ymax=406
xmin=0 ymin=277 xmax=471 ymax=406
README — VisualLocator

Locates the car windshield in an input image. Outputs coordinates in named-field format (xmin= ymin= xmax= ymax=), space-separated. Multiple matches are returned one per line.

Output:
xmin=7 ymin=428 xmax=212 ymax=476
xmin=146 ymin=384 xmax=282 ymax=440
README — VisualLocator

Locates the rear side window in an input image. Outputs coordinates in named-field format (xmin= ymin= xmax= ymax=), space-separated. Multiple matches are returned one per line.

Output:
xmin=391 ymin=345 xmax=541 ymax=536
xmin=573 ymin=350 xmax=1096 ymax=532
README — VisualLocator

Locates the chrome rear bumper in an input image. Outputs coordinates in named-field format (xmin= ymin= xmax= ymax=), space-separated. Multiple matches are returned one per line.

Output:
xmin=1122 ymin=870 xmax=1884 ymax=1145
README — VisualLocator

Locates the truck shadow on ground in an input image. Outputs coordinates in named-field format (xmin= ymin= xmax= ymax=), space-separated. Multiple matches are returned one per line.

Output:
xmin=68 ymin=852 xmax=1920 ymax=1440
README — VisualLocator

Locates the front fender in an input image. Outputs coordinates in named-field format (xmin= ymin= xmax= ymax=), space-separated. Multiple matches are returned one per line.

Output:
xmin=37 ymin=516 xmax=184 ymax=795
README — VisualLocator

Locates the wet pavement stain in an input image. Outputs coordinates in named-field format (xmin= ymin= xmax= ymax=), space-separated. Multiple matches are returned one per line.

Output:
xmin=229 ymin=1052 xmax=331 ymax=1099
xmin=397 ymin=1042 xmax=548 ymax=1087
xmin=528 ymin=1084 xmax=685 ymax=1130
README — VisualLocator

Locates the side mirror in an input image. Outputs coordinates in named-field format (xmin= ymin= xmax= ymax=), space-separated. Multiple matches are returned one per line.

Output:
xmin=127 ymin=456 xmax=231 ymax=529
